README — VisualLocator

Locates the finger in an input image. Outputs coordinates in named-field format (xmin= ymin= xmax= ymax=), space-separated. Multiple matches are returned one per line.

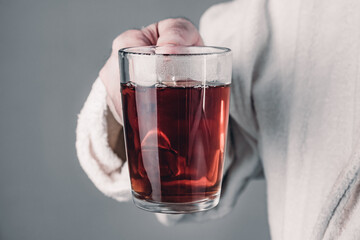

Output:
xmin=111 ymin=29 xmax=151 ymax=54
xmin=101 ymin=29 xmax=152 ymax=121
xmin=140 ymin=22 xmax=159 ymax=45
xmin=156 ymin=18 xmax=203 ymax=46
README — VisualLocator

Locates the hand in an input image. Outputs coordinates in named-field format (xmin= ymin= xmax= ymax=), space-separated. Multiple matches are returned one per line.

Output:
xmin=99 ymin=18 xmax=204 ymax=123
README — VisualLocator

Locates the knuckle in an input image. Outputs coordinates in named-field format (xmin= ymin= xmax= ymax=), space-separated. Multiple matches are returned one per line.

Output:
xmin=171 ymin=17 xmax=192 ymax=25
xmin=173 ymin=18 xmax=195 ymax=30
xmin=168 ymin=28 xmax=186 ymax=41
xmin=161 ymin=17 xmax=194 ymax=31
xmin=112 ymin=29 xmax=141 ymax=50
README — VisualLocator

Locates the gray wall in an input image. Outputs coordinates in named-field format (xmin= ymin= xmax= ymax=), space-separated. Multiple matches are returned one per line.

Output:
xmin=0 ymin=0 xmax=270 ymax=239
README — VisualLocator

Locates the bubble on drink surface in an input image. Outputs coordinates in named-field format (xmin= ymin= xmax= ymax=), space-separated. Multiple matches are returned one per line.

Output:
xmin=154 ymin=82 xmax=167 ymax=88
xmin=125 ymin=81 xmax=137 ymax=87
xmin=193 ymin=84 xmax=209 ymax=89
xmin=159 ymin=79 xmax=204 ymax=88
xmin=206 ymin=80 xmax=224 ymax=86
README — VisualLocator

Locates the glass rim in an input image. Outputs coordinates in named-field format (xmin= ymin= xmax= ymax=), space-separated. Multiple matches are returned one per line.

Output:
xmin=119 ymin=45 xmax=231 ymax=56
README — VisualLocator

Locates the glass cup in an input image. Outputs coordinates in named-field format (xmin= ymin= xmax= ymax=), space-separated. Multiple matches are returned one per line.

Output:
xmin=119 ymin=46 xmax=232 ymax=213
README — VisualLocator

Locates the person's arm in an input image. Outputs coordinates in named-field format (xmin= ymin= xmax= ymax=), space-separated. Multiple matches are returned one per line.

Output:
xmin=76 ymin=18 xmax=203 ymax=202
xmin=76 ymin=77 xmax=131 ymax=201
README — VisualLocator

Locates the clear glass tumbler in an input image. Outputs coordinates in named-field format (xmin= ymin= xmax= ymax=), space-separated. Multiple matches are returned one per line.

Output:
xmin=119 ymin=46 xmax=232 ymax=213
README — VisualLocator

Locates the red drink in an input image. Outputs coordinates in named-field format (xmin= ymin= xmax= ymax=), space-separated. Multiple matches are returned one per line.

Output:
xmin=121 ymin=80 xmax=230 ymax=203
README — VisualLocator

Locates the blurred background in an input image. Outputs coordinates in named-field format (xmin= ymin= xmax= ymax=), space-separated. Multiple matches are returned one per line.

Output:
xmin=0 ymin=0 xmax=270 ymax=239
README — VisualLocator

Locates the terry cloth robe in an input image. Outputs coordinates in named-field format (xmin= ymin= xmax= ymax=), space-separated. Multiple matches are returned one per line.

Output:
xmin=76 ymin=0 xmax=360 ymax=239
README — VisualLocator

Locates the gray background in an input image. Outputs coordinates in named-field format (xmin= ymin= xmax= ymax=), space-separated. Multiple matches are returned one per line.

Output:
xmin=0 ymin=0 xmax=270 ymax=239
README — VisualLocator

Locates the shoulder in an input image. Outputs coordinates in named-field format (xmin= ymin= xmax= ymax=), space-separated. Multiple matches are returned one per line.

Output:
xmin=199 ymin=0 xmax=242 ymax=46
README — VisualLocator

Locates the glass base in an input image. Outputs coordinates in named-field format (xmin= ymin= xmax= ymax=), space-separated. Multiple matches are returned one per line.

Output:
xmin=132 ymin=191 xmax=220 ymax=214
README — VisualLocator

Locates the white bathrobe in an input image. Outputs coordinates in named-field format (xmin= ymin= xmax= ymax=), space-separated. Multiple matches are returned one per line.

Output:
xmin=76 ymin=0 xmax=360 ymax=239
